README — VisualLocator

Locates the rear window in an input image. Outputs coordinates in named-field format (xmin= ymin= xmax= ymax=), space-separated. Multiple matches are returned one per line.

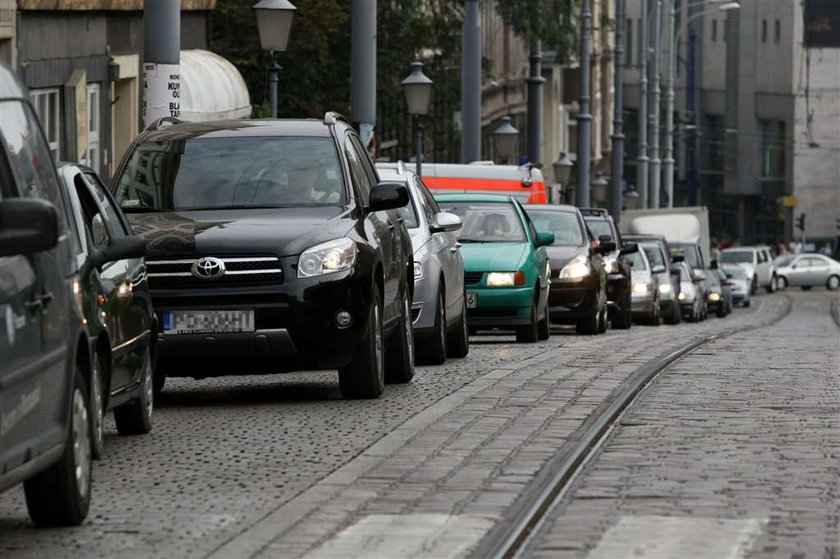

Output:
xmin=584 ymin=218 xmax=613 ymax=241
xmin=114 ymin=136 xmax=346 ymax=211
xmin=437 ymin=202 xmax=526 ymax=243
xmin=720 ymin=251 xmax=754 ymax=264
xmin=671 ymin=243 xmax=702 ymax=269
xmin=526 ymin=210 xmax=585 ymax=247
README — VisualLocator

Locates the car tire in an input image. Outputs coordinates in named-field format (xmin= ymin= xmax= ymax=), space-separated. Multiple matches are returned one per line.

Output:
xmin=447 ymin=293 xmax=470 ymax=359
xmin=537 ymin=302 xmax=551 ymax=340
xmin=421 ymin=288 xmax=447 ymax=365
xmin=750 ymin=277 xmax=757 ymax=295
xmin=716 ymin=303 xmax=727 ymax=318
xmin=90 ymin=351 xmax=106 ymax=460
xmin=114 ymin=347 xmax=154 ymax=436
xmin=612 ymin=293 xmax=632 ymax=329
xmin=649 ymin=300 xmax=661 ymax=326
xmin=777 ymin=276 xmax=788 ymax=290
xmin=339 ymin=288 xmax=385 ymax=399
xmin=767 ymin=275 xmax=777 ymax=293
xmin=664 ymin=302 xmax=681 ymax=325
xmin=24 ymin=368 xmax=92 ymax=527
xmin=576 ymin=308 xmax=599 ymax=335
xmin=598 ymin=304 xmax=608 ymax=333
xmin=827 ymin=275 xmax=840 ymax=291
xmin=385 ymin=280 xmax=415 ymax=384
xmin=516 ymin=303 xmax=539 ymax=343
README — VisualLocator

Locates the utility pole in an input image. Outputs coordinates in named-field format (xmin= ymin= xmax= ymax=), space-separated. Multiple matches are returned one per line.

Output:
xmin=527 ymin=40 xmax=545 ymax=166
xmin=610 ymin=0 xmax=626 ymax=222
xmin=662 ymin=0 xmax=676 ymax=207
xmin=576 ymin=0 xmax=593 ymax=208
xmin=461 ymin=0 xmax=482 ymax=163
xmin=351 ymin=0 xmax=377 ymax=149
xmin=143 ymin=0 xmax=181 ymax=127
xmin=637 ymin=0 xmax=649 ymax=209
xmin=648 ymin=0 xmax=663 ymax=209
xmin=686 ymin=19 xmax=699 ymax=206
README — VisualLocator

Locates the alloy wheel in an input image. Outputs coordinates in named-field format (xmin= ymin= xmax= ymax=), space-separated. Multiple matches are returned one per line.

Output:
xmin=71 ymin=388 xmax=92 ymax=501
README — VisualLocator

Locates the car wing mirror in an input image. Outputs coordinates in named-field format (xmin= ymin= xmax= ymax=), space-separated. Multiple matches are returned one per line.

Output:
xmin=430 ymin=211 xmax=462 ymax=233
xmin=92 ymin=236 xmax=146 ymax=270
xmin=0 ymin=198 xmax=59 ymax=257
xmin=368 ymin=182 xmax=410 ymax=212
xmin=597 ymin=240 xmax=617 ymax=254
xmin=535 ymin=230 xmax=555 ymax=247
xmin=671 ymin=254 xmax=685 ymax=263
xmin=619 ymin=242 xmax=638 ymax=256
xmin=709 ymin=259 xmax=719 ymax=270
xmin=598 ymin=234 xmax=612 ymax=243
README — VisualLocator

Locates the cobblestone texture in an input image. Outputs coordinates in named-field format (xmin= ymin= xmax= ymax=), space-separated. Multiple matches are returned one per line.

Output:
xmin=527 ymin=291 xmax=839 ymax=558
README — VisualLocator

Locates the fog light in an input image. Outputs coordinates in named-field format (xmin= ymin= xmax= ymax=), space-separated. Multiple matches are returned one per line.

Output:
xmin=335 ymin=311 xmax=353 ymax=329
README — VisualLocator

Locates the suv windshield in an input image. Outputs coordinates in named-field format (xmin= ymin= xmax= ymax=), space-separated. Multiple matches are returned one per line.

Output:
xmin=584 ymin=218 xmax=613 ymax=241
xmin=438 ymin=202 xmax=526 ymax=243
xmin=720 ymin=251 xmax=754 ymax=264
xmin=642 ymin=245 xmax=666 ymax=269
xmin=526 ymin=210 xmax=585 ymax=246
xmin=114 ymin=136 xmax=346 ymax=211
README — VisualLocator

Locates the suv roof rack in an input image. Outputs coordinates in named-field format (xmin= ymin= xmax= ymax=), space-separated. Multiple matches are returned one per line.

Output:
xmin=396 ymin=160 xmax=407 ymax=175
xmin=579 ymin=207 xmax=609 ymax=217
xmin=145 ymin=116 xmax=182 ymax=132
xmin=323 ymin=111 xmax=351 ymax=126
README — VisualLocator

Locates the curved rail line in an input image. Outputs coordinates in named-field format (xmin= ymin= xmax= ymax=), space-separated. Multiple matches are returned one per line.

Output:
xmin=472 ymin=295 xmax=794 ymax=559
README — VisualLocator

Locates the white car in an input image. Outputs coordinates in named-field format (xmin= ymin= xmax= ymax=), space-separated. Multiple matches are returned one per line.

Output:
xmin=721 ymin=264 xmax=751 ymax=307
xmin=775 ymin=254 xmax=840 ymax=291
xmin=719 ymin=246 xmax=776 ymax=294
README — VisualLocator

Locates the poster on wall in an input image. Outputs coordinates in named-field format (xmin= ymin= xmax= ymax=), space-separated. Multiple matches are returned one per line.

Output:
xmin=143 ymin=63 xmax=181 ymax=127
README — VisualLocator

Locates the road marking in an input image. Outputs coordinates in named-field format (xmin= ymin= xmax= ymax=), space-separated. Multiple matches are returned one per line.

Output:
xmin=588 ymin=516 xmax=766 ymax=559
xmin=303 ymin=514 xmax=494 ymax=559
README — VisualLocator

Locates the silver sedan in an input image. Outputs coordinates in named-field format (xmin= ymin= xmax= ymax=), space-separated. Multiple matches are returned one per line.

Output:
xmin=775 ymin=253 xmax=840 ymax=291
xmin=377 ymin=163 xmax=470 ymax=364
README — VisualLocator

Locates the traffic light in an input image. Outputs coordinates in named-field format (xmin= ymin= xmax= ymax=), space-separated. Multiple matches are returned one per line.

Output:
xmin=796 ymin=213 xmax=806 ymax=231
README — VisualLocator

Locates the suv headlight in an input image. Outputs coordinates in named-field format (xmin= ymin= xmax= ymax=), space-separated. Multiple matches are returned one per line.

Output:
xmin=413 ymin=261 xmax=423 ymax=280
xmin=298 ymin=238 xmax=357 ymax=278
xmin=560 ymin=255 xmax=590 ymax=279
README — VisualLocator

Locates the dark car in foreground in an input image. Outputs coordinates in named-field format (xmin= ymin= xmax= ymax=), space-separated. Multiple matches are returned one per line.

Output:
xmin=111 ymin=113 xmax=414 ymax=399
xmin=58 ymin=163 xmax=153 ymax=458
xmin=579 ymin=208 xmax=636 ymax=329
xmin=524 ymin=204 xmax=615 ymax=334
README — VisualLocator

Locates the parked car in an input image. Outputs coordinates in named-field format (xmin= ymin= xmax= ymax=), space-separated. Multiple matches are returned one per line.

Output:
xmin=719 ymin=246 xmax=776 ymax=294
xmin=0 ymin=61 xmax=92 ymax=525
xmin=57 ymin=163 xmax=154 ymax=458
xmin=434 ymin=193 xmax=553 ymax=342
xmin=111 ymin=113 xmax=414 ymax=399
xmin=624 ymin=235 xmax=682 ymax=325
xmin=676 ymin=261 xmax=706 ymax=321
xmin=524 ymin=204 xmax=615 ymax=334
xmin=622 ymin=245 xmax=661 ymax=324
xmin=376 ymin=162 xmax=468 ymax=364
xmin=722 ymin=264 xmax=751 ymax=307
xmin=775 ymin=253 xmax=840 ymax=291
xmin=580 ymin=208 xmax=636 ymax=330
xmin=706 ymin=263 xmax=733 ymax=318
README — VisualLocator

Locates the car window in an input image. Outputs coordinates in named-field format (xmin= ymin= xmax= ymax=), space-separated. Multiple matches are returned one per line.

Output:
xmin=805 ymin=257 xmax=825 ymax=267
xmin=720 ymin=251 xmax=753 ymax=264
xmin=584 ymin=218 xmax=613 ymax=241
xmin=115 ymin=136 xmax=346 ymax=210
xmin=722 ymin=265 xmax=746 ymax=279
xmin=526 ymin=210 xmax=585 ymax=247
xmin=775 ymin=255 xmax=794 ymax=267
xmin=394 ymin=182 xmax=420 ymax=228
xmin=411 ymin=177 xmax=436 ymax=226
xmin=642 ymin=245 xmax=666 ymax=268
xmin=350 ymin=134 xmax=380 ymax=188
xmin=85 ymin=173 xmax=129 ymax=237
xmin=757 ymin=251 xmax=766 ymax=263
xmin=672 ymin=244 xmax=702 ymax=269
xmin=519 ymin=205 xmax=538 ymax=243
xmin=73 ymin=174 xmax=112 ymax=250
xmin=622 ymin=249 xmax=648 ymax=271
xmin=417 ymin=179 xmax=441 ymax=214
xmin=794 ymin=258 xmax=810 ymax=268
xmin=437 ymin=202 xmax=527 ymax=243
xmin=344 ymin=136 xmax=371 ymax=206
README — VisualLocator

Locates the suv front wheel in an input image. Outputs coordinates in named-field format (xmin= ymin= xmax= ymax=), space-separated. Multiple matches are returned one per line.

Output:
xmin=339 ymin=289 xmax=385 ymax=399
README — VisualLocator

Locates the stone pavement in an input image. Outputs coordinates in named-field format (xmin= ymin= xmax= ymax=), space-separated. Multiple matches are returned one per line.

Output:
xmin=211 ymin=296 xmax=790 ymax=558
xmin=527 ymin=290 xmax=840 ymax=558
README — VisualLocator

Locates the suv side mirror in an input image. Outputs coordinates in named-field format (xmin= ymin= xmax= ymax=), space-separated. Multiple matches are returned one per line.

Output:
xmin=671 ymin=254 xmax=685 ymax=263
xmin=597 ymin=240 xmax=617 ymax=254
xmin=92 ymin=236 xmax=146 ymax=269
xmin=709 ymin=259 xmax=719 ymax=270
xmin=598 ymin=234 xmax=612 ymax=244
xmin=0 ymin=198 xmax=59 ymax=257
xmin=430 ymin=211 xmax=462 ymax=233
xmin=619 ymin=242 xmax=638 ymax=256
xmin=535 ymin=231 xmax=555 ymax=247
xmin=369 ymin=182 xmax=409 ymax=212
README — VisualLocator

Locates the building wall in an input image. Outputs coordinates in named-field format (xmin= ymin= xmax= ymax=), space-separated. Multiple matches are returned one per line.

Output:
xmin=0 ymin=0 xmax=16 ymax=66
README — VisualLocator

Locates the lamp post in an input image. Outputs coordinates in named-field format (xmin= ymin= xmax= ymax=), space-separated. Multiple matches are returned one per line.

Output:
xmin=253 ymin=0 xmax=297 ymax=119
xmin=610 ymin=0 xmax=626 ymax=222
xmin=662 ymin=1 xmax=740 ymax=207
xmin=576 ymin=0 xmax=593 ymax=208
xmin=623 ymin=187 xmax=641 ymax=210
xmin=591 ymin=172 xmax=609 ymax=205
xmin=553 ymin=151 xmax=574 ymax=204
xmin=401 ymin=61 xmax=433 ymax=176
xmin=494 ymin=116 xmax=519 ymax=164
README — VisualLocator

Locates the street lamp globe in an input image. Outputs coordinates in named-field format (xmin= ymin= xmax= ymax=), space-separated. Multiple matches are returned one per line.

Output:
xmin=253 ymin=0 xmax=297 ymax=52
xmin=494 ymin=116 xmax=519 ymax=163
xmin=591 ymin=172 xmax=609 ymax=204
xmin=552 ymin=151 xmax=574 ymax=185
xmin=401 ymin=62 xmax=434 ymax=116
xmin=623 ymin=187 xmax=641 ymax=210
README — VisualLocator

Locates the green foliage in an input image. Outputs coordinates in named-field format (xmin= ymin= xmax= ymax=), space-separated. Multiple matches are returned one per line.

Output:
xmin=496 ymin=0 xmax=580 ymax=62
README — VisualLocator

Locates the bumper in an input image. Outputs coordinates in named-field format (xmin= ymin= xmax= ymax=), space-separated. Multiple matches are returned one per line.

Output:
xmin=466 ymin=285 xmax=534 ymax=327
xmin=548 ymin=275 xmax=599 ymax=322
xmin=412 ymin=272 xmax=439 ymax=336
xmin=631 ymin=293 xmax=656 ymax=315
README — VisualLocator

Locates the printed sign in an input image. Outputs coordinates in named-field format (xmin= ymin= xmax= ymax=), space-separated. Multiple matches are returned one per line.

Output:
xmin=143 ymin=63 xmax=181 ymax=127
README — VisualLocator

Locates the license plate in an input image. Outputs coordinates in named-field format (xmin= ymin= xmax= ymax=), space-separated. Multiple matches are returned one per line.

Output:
xmin=162 ymin=310 xmax=255 ymax=335
xmin=466 ymin=293 xmax=478 ymax=309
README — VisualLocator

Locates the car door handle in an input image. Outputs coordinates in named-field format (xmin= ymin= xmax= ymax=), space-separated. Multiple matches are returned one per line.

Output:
xmin=25 ymin=292 xmax=53 ymax=313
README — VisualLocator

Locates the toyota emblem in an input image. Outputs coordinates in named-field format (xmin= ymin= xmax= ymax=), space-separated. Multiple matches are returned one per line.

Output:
xmin=191 ymin=257 xmax=226 ymax=280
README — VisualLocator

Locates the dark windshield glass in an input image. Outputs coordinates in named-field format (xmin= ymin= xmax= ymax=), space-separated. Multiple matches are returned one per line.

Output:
xmin=437 ymin=202 xmax=526 ymax=243
xmin=584 ymin=218 xmax=613 ymax=241
xmin=114 ymin=137 xmax=346 ymax=211
xmin=526 ymin=210 xmax=584 ymax=246
xmin=720 ymin=251 xmax=754 ymax=264
xmin=642 ymin=245 xmax=666 ymax=268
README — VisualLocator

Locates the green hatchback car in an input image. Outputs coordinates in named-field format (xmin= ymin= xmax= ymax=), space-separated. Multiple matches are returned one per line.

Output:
xmin=434 ymin=194 xmax=554 ymax=342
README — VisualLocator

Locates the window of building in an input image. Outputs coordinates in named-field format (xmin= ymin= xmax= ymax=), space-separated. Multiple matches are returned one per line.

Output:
xmin=85 ymin=83 xmax=101 ymax=173
xmin=759 ymin=120 xmax=786 ymax=178
xmin=564 ymin=107 xmax=579 ymax=161
xmin=711 ymin=19 xmax=718 ymax=42
xmin=625 ymin=18 xmax=633 ymax=66
xmin=30 ymin=88 xmax=61 ymax=161
xmin=761 ymin=20 xmax=768 ymax=42
xmin=775 ymin=20 xmax=781 ymax=42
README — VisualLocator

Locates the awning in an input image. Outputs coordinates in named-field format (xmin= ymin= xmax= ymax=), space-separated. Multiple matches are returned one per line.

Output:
xmin=179 ymin=49 xmax=252 ymax=122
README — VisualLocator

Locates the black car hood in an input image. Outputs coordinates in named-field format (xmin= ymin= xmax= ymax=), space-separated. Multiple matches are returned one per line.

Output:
xmin=126 ymin=206 xmax=355 ymax=258
xmin=545 ymin=245 xmax=589 ymax=269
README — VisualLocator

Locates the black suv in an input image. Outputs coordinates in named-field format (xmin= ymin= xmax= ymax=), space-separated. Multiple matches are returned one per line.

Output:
xmin=524 ymin=204 xmax=614 ymax=334
xmin=112 ymin=113 xmax=414 ymax=399
xmin=580 ymin=208 xmax=637 ymax=329
xmin=0 ymin=62 xmax=92 ymax=525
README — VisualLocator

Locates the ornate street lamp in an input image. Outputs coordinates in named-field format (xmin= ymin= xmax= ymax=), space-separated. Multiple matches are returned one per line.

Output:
xmin=401 ymin=61 xmax=433 ymax=175
xmin=623 ymin=187 xmax=641 ymax=210
xmin=494 ymin=115 xmax=519 ymax=164
xmin=591 ymin=172 xmax=609 ymax=205
xmin=253 ymin=0 xmax=297 ymax=118
xmin=552 ymin=151 xmax=574 ymax=204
